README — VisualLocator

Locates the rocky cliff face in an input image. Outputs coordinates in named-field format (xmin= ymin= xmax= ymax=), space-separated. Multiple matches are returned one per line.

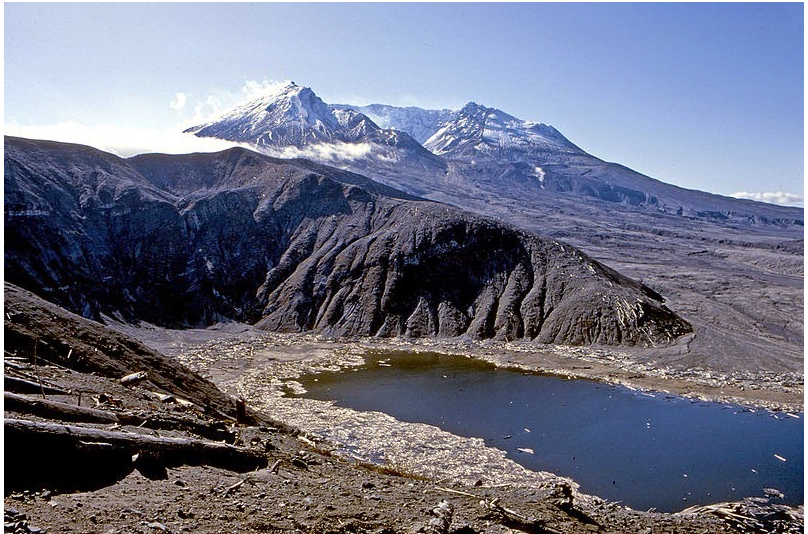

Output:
xmin=5 ymin=136 xmax=691 ymax=346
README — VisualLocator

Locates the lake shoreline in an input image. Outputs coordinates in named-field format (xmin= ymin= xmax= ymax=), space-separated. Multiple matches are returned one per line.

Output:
xmin=125 ymin=324 xmax=803 ymax=530
xmin=123 ymin=324 xmax=803 ymax=414
xmin=294 ymin=351 xmax=803 ymax=512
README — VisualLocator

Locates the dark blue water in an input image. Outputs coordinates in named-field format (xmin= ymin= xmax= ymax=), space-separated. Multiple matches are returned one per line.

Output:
xmin=292 ymin=352 xmax=803 ymax=512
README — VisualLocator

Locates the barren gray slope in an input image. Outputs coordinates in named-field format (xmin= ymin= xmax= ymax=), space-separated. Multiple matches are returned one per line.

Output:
xmin=349 ymin=101 xmax=802 ymax=227
xmin=4 ymin=282 xmax=239 ymax=417
xmin=319 ymin=102 xmax=805 ymax=374
xmin=5 ymin=136 xmax=690 ymax=346
xmin=438 ymin=190 xmax=804 ymax=374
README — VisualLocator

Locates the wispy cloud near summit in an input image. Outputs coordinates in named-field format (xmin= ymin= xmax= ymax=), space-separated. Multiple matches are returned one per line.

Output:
xmin=241 ymin=79 xmax=295 ymax=101
xmin=4 ymin=79 xmax=292 ymax=157
xmin=730 ymin=191 xmax=804 ymax=208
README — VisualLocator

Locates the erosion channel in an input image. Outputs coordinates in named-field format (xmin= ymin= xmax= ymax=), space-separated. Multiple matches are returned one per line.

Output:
xmin=288 ymin=351 xmax=803 ymax=513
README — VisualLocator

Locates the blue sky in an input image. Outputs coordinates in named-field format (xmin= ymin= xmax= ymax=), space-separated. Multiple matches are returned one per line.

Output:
xmin=4 ymin=3 xmax=804 ymax=205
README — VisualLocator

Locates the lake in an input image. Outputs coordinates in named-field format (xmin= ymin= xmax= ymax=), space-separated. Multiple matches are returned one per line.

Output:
xmin=291 ymin=351 xmax=803 ymax=512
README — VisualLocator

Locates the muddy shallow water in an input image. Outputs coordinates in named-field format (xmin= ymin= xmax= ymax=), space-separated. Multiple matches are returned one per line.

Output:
xmin=291 ymin=351 xmax=804 ymax=513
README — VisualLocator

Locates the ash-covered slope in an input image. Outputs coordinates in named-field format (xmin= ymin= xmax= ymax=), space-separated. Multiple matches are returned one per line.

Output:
xmin=4 ymin=282 xmax=239 ymax=417
xmin=352 ymin=102 xmax=803 ymax=226
xmin=5 ymin=136 xmax=690 ymax=346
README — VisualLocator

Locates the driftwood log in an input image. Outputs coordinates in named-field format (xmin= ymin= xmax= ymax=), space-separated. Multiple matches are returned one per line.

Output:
xmin=4 ymin=375 xmax=70 ymax=395
xmin=4 ymin=392 xmax=235 ymax=442
xmin=6 ymin=418 xmax=265 ymax=469
xmin=5 ymin=418 xmax=267 ymax=491
xmin=5 ymin=392 xmax=120 ymax=423
xmin=120 ymin=371 xmax=148 ymax=386
xmin=481 ymin=497 xmax=563 ymax=534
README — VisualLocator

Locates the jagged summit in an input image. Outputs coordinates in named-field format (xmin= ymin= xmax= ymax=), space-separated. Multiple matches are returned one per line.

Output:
xmin=187 ymin=85 xmax=447 ymax=187
xmin=186 ymin=82 xmax=802 ymax=226
xmin=185 ymin=84 xmax=428 ymax=152
xmin=186 ymin=82 xmax=347 ymax=147
xmin=340 ymin=101 xmax=580 ymax=156
xmin=421 ymin=101 xmax=581 ymax=157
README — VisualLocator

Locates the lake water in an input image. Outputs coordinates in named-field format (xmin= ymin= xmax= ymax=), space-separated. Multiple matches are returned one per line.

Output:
xmin=292 ymin=351 xmax=803 ymax=512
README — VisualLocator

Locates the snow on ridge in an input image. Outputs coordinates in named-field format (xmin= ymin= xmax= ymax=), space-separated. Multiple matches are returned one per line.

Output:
xmin=336 ymin=103 xmax=455 ymax=144
xmin=190 ymin=83 xmax=580 ymax=161
xmin=340 ymin=100 xmax=579 ymax=155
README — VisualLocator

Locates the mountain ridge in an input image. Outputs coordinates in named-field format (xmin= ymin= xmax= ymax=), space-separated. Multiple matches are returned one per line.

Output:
xmin=188 ymin=84 xmax=802 ymax=227
xmin=5 ymin=135 xmax=692 ymax=347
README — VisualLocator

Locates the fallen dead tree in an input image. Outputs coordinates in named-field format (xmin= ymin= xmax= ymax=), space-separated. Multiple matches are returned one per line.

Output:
xmin=119 ymin=410 xmax=235 ymax=443
xmin=5 ymin=418 xmax=267 ymax=491
xmin=480 ymin=497 xmax=562 ymax=534
xmin=4 ymin=393 xmax=235 ymax=442
xmin=680 ymin=498 xmax=804 ymax=534
xmin=4 ymin=375 xmax=70 ymax=396
xmin=5 ymin=392 xmax=120 ymax=423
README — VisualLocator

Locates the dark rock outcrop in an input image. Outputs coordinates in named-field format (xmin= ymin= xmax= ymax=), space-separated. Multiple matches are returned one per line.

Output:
xmin=4 ymin=136 xmax=691 ymax=346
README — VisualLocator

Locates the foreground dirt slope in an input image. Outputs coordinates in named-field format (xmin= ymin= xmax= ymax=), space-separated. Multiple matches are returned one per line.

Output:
xmin=3 ymin=285 xmax=801 ymax=533
xmin=4 ymin=283 xmax=238 ymax=417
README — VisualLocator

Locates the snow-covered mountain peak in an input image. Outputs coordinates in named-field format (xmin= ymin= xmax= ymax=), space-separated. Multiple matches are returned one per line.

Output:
xmin=457 ymin=102 xmax=519 ymax=124
xmin=184 ymin=84 xmax=446 ymax=176
xmin=420 ymin=101 xmax=579 ymax=157
xmin=336 ymin=103 xmax=455 ymax=144
xmin=186 ymin=83 xmax=343 ymax=146
xmin=245 ymin=82 xmax=338 ymax=130
xmin=342 ymin=100 xmax=579 ymax=157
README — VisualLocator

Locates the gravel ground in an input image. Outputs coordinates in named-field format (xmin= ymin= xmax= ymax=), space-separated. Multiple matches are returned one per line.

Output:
xmin=4 ymin=291 xmax=803 ymax=533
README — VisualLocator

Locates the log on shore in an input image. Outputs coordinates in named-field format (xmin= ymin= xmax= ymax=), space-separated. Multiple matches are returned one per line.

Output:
xmin=4 ymin=392 xmax=120 ymax=423
xmin=4 ymin=393 xmax=234 ymax=442
xmin=5 ymin=418 xmax=267 ymax=491
xmin=4 ymin=375 xmax=70 ymax=395
xmin=118 ymin=411 xmax=235 ymax=443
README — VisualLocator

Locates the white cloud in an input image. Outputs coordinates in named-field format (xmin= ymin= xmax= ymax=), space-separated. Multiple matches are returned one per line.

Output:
xmin=5 ymin=120 xmax=248 ymax=157
xmin=241 ymin=79 xmax=294 ymax=101
xmin=191 ymin=95 xmax=225 ymax=124
xmin=169 ymin=92 xmax=189 ymax=111
xmin=4 ymin=78 xmax=335 ymax=159
xmin=172 ymin=79 xmax=292 ymax=127
xmin=730 ymin=191 xmax=804 ymax=207
xmin=5 ymin=79 xmax=303 ymax=158
xmin=261 ymin=141 xmax=373 ymax=163
xmin=4 ymin=116 xmax=371 ymax=164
